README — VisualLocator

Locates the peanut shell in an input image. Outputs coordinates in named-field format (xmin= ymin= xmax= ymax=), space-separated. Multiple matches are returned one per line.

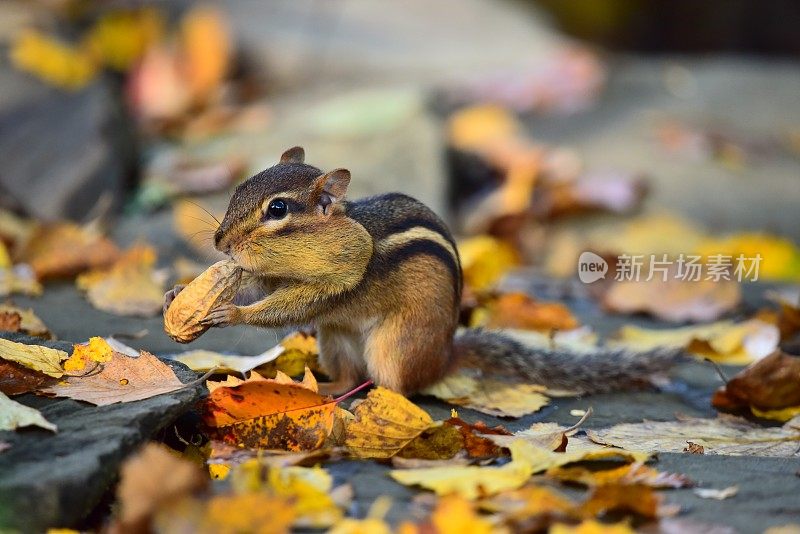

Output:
xmin=164 ymin=259 xmax=242 ymax=343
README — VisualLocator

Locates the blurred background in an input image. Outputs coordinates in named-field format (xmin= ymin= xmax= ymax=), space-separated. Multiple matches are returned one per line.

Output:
xmin=0 ymin=0 xmax=799 ymax=353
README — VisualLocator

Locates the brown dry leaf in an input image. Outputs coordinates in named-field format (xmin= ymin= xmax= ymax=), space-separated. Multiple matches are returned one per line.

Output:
xmin=397 ymin=423 xmax=464 ymax=460
xmin=0 ymin=360 xmax=56 ymax=396
xmin=603 ymin=274 xmax=740 ymax=323
xmin=712 ymin=350 xmax=800 ymax=417
xmin=533 ymin=171 xmax=646 ymax=220
xmin=63 ymin=336 xmax=114 ymax=372
xmin=0 ymin=337 xmax=67 ymax=377
xmin=77 ymin=244 xmax=166 ymax=317
xmin=0 ymin=311 xmax=20 ymax=332
xmin=766 ymin=288 xmax=800 ymax=340
xmin=480 ymin=484 xmax=577 ymax=529
xmin=471 ymin=292 xmax=579 ymax=331
xmin=693 ymin=486 xmax=738 ymax=500
xmin=202 ymin=368 xmax=336 ymax=451
xmin=446 ymin=415 xmax=511 ymax=458
xmin=115 ymin=442 xmax=207 ymax=533
xmin=164 ymin=259 xmax=242 ymax=342
xmin=579 ymin=484 xmax=680 ymax=519
xmin=588 ymin=415 xmax=800 ymax=457
xmin=19 ymin=222 xmax=119 ymax=280
xmin=40 ymin=351 xmax=186 ymax=406
xmin=0 ymin=304 xmax=50 ymax=338
xmin=612 ymin=319 xmax=779 ymax=365
xmin=345 ymin=387 xmax=434 ymax=459
xmin=483 ymin=412 xmax=591 ymax=452
xmin=547 ymin=462 xmax=693 ymax=488
xmin=170 ymin=345 xmax=282 ymax=374
xmin=423 ymin=370 xmax=549 ymax=417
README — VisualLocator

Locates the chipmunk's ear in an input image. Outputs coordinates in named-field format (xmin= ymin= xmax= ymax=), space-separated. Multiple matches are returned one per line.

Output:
xmin=314 ymin=169 xmax=350 ymax=214
xmin=279 ymin=146 xmax=305 ymax=164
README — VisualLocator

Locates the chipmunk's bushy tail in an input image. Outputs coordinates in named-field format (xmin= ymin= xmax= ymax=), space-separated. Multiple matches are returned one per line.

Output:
xmin=453 ymin=328 xmax=683 ymax=394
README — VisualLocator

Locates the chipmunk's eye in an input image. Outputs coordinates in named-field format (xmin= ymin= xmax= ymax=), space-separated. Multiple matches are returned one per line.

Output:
xmin=265 ymin=199 xmax=288 ymax=219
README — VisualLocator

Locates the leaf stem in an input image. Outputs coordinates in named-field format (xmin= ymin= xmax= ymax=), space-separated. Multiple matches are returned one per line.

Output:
xmin=333 ymin=380 xmax=373 ymax=404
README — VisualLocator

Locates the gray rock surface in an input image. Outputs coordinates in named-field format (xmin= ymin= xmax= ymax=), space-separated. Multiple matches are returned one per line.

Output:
xmin=0 ymin=332 xmax=203 ymax=532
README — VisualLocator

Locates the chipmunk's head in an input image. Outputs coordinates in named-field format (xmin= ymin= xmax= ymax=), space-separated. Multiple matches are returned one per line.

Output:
xmin=215 ymin=147 xmax=370 ymax=282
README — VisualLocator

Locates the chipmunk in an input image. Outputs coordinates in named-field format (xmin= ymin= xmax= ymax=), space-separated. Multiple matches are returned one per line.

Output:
xmin=164 ymin=147 xmax=677 ymax=396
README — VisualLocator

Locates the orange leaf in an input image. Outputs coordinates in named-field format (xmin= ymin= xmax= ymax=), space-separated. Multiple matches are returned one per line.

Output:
xmin=202 ymin=368 xmax=336 ymax=451
xmin=473 ymin=292 xmax=579 ymax=331
xmin=18 ymin=222 xmax=119 ymax=280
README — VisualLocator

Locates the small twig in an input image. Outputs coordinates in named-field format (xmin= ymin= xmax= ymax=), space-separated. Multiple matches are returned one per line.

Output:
xmin=704 ymin=358 xmax=729 ymax=385
xmin=333 ymin=380 xmax=373 ymax=404
xmin=64 ymin=361 xmax=103 ymax=378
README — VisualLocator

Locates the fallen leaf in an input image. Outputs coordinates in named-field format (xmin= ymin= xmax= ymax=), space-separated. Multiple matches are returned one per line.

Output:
xmin=264 ymin=464 xmax=344 ymax=528
xmin=446 ymin=415 xmax=511 ymax=458
xmin=84 ymin=7 xmax=164 ymax=71
xmin=205 ymin=369 xmax=269 ymax=393
xmin=712 ymin=350 xmax=800 ymax=416
xmin=765 ymin=287 xmax=800 ymax=340
xmin=588 ymin=415 xmax=800 ymax=457
xmin=9 ymin=29 xmax=97 ymax=90
xmin=458 ymin=235 xmax=521 ymax=292
xmin=579 ymin=484 xmax=680 ymax=519
xmin=693 ymin=486 xmax=738 ymax=500
xmin=154 ymin=492 xmax=294 ymax=534
xmin=180 ymin=6 xmax=231 ymax=103
xmin=0 ymin=360 xmax=56 ymax=396
xmin=603 ymin=274 xmax=740 ymax=323
xmin=345 ymin=387 xmax=433 ymax=458
xmin=0 ymin=311 xmax=20 ymax=333
xmin=164 ymin=259 xmax=242 ymax=342
xmin=612 ymin=319 xmax=778 ymax=365
xmin=63 ymin=336 xmax=114 ymax=372
xmin=77 ymin=244 xmax=166 ymax=317
xmin=0 ymin=264 xmax=43 ymax=297
xmin=547 ymin=462 xmax=693 ymax=488
xmin=695 ymin=232 xmax=800 ymax=282
xmin=482 ymin=411 xmax=591 ymax=452
xmin=170 ymin=345 xmax=282 ymax=374
xmin=115 ymin=443 xmax=207 ymax=532
xmin=18 ymin=222 xmax=119 ymax=280
xmin=423 ymin=370 xmax=549 ymax=417
xmin=0 ymin=304 xmax=50 ymax=338
xmin=389 ymin=440 xmax=536 ymax=499
xmin=0 ymin=337 xmax=67 ymax=377
xmin=550 ymin=520 xmax=635 ymax=534
xmin=532 ymin=171 xmax=646 ymax=220
xmin=430 ymin=495 xmax=496 ymax=534
xmin=397 ymin=423 xmax=464 ymax=460
xmin=257 ymin=331 xmax=322 ymax=377
xmin=480 ymin=485 xmax=577 ymax=529
xmin=40 ymin=351 xmax=187 ymax=406
xmin=202 ymin=368 xmax=335 ymax=451
xmin=0 ymin=391 xmax=56 ymax=432
xmin=470 ymin=292 xmax=580 ymax=331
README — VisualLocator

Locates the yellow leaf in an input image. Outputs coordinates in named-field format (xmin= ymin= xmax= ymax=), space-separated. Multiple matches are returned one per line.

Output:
xmin=0 ymin=265 xmax=43 ymax=297
xmin=423 ymin=371 xmax=549 ymax=417
xmin=695 ymin=232 xmax=800 ymax=282
xmin=458 ymin=236 xmax=520 ymax=292
xmin=77 ymin=244 xmax=165 ymax=317
xmin=208 ymin=463 xmax=230 ymax=480
xmin=84 ymin=7 xmax=164 ymax=71
xmin=550 ymin=520 xmax=635 ymax=534
xmin=40 ymin=351 xmax=186 ymax=405
xmin=180 ymin=6 xmax=231 ymax=102
xmin=266 ymin=466 xmax=343 ymax=528
xmin=448 ymin=105 xmax=521 ymax=151
xmin=345 ymin=387 xmax=434 ymax=458
xmin=612 ymin=319 xmax=778 ymax=365
xmin=0 ymin=337 xmax=67 ymax=377
xmin=0 ymin=242 xmax=10 ymax=268
xmin=257 ymin=331 xmax=321 ymax=377
xmin=390 ymin=440 xmax=537 ymax=499
xmin=431 ymin=495 xmax=496 ymax=534
xmin=64 ymin=336 xmax=114 ymax=372
xmin=10 ymin=29 xmax=97 ymax=90
xmin=0 ymin=304 xmax=50 ymax=338
xmin=751 ymin=405 xmax=800 ymax=423
xmin=0 ymin=391 xmax=57 ymax=432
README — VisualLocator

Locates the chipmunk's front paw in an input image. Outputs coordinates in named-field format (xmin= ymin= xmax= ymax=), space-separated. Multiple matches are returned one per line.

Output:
xmin=200 ymin=303 xmax=242 ymax=328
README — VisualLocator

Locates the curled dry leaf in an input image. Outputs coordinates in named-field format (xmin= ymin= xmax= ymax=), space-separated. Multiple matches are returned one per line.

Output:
xmin=396 ymin=423 xmax=464 ymax=461
xmin=603 ymin=274 xmax=740 ymax=323
xmin=18 ymin=222 xmax=119 ymax=280
xmin=0 ymin=360 xmax=56 ymax=396
xmin=712 ymin=350 xmax=800 ymax=419
xmin=423 ymin=370 xmax=549 ymax=417
xmin=547 ymin=462 xmax=693 ymax=489
xmin=446 ymin=415 xmax=511 ymax=458
xmin=480 ymin=484 xmax=577 ymax=529
xmin=470 ymin=292 xmax=580 ymax=331
xmin=0 ymin=304 xmax=50 ymax=338
xmin=0 ymin=337 xmax=67 ymax=377
xmin=170 ymin=344 xmax=282 ymax=374
xmin=588 ymin=415 xmax=800 ymax=457
xmin=0 ymin=391 xmax=56 ymax=432
xmin=115 ymin=442 xmax=207 ymax=533
xmin=164 ymin=259 xmax=242 ymax=343
xmin=579 ymin=484 xmax=680 ymax=519
xmin=40 ymin=351 xmax=186 ymax=406
xmin=483 ymin=410 xmax=591 ymax=452
xmin=77 ymin=244 xmax=166 ymax=317
xmin=202 ymin=368 xmax=335 ymax=451
xmin=345 ymin=386 xmax=433 ymax=459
